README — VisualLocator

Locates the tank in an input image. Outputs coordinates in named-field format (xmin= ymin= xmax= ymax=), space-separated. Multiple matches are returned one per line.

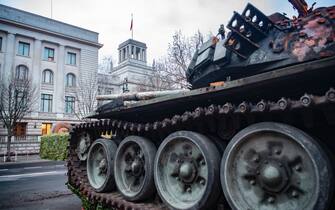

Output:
xmin=67 ymin=1 xmax=335 ymax=210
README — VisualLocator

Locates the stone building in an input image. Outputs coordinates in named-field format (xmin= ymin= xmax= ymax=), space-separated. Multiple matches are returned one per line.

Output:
xmin=0 ymin=4 xmax=102 ymax=154
xmin=98 ymin=39 xmax=154 ymax=95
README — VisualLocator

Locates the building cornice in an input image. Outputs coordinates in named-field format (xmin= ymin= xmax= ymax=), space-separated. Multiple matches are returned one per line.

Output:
xmin=0 ymin=18 xmax=103 ymax=48
xmin=113 ymin=60 xmax=153 ymax=72
xmin=118 ymin=39 xmax=147 ymax=49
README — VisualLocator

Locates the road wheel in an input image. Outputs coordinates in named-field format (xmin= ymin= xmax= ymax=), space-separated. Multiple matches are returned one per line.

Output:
xmin=87 ymin=138 xmax=117 ymax=192
xmin=76 ymin=133 xmax=91 ymax=161
xmin=154 ymin=131 xmax=221 ymax=210
xmin=221 ymin=122 xmax=333 ymax=210
xmin=114 ymin=136 xmax=156 ymax=201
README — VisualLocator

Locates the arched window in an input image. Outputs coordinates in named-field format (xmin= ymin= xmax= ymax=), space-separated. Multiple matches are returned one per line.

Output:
xmin=15 ymin=65 xmax=28 ymax=80
xmin=42 ymin=69 xmax=53 ymax=84
xmin=66 ymin=73 xmax=76 ymax=87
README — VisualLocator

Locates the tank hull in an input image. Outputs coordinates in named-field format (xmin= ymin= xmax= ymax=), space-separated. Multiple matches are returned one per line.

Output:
xmin=68 ymin=56 xmax=335 ymax=210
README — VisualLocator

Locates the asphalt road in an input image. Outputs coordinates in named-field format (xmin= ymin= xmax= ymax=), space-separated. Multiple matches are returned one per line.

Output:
xmin=0 ymin=161 xmax=82 ymax=210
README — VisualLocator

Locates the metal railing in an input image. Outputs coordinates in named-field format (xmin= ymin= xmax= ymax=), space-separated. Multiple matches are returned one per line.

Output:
xmin=0 ymin=135 xmax=40 ymax=143
xmin=0 ymin=135 xmax=41 ymax=162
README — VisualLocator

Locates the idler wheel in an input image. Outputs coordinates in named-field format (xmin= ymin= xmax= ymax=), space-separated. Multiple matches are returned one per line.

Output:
xmin=154 ymin=131 xmax=221 ymax=210
xmin=87 ymin=139 xmax=117 ymax=192
xmin=221 ymin=122 xmax=333 ymax=210
xmin=114 ymin=136 xmax=156 ymax=201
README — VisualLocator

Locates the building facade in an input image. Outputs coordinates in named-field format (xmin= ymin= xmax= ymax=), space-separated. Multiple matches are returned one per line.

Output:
xmin=98 ymin=39 xmax=154 ymax=95
xmin=0 ymin=4 xmax=102 ymax=153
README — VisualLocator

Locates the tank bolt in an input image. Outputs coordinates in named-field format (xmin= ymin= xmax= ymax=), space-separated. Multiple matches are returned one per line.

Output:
xmin=257 ymin=101 xmax=267 ymax=112
xmin=199 ymin=179 xmax=205 ymax=185
xmin=267 ymin=196 xmax=275 ymax=203
xmin=256 ymin=170 xmax=260 ymax=175
xmin=187 ymin=187 xmax=192 ymax=193
xmin=249 ymin=180 xmax=256 ymax=185
xmin=278 ymin=98 xmax=288 ymax=110
xmin=301 ymin=94 xmax=312 ymax=107
xmin=189 ymin=151 xmax=192 ymax=155
xmin=200 ymin=160 xmax=206 ymax=166
xmin=326 ymin=89 xmax=335 ymax=102
xmin=295 ymin=165 xmax=302 ymax=172
xmin=292 ymin=190 xmax=299 ymax=198
xmin=176 ymin=177 xmax=181 ymax=181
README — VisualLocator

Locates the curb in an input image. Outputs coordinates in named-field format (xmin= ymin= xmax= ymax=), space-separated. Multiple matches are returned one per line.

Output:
xmin=0 ymin=160 xmax=65 ymax=169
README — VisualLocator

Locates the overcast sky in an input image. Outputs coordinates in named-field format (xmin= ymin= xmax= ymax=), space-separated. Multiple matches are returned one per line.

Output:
xmin=0 ymin=0 xmax=333 ymax=65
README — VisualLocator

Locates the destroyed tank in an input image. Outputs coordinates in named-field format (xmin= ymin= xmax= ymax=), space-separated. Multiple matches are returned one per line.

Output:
xmin=67 ymin=1 xmax=335 ymax=210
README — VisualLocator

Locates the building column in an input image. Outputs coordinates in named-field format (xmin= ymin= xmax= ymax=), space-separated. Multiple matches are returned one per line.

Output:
xmin=3 ymin=32 xmax=15 ymax=79
xmin=55 ymin=45 xmax=65 ymax=118
xmin=31 ymin=39 xmax=42 ymax=117
xmin=127 ymin=45 xmax=130 ymax=59
xmin=119 ymin=50 xmax=121 ymax=63
xmin=144 ymin=50 xmax=147 ymax=63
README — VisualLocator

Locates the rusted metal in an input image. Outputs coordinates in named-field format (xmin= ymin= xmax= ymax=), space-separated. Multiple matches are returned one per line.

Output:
xmin=288 ymin=0 xmax=309 ymax=17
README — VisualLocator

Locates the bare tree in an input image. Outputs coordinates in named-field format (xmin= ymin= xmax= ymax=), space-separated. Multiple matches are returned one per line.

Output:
xmin=98 ymin=56 xmax=114 ymax=74
xmin=75 ymin=72 xmax=98 ymax=121
xmin=153 ymin=30 xmax=205 ymax=89
xmin=0 ymin=75 xmax=37 ymax=162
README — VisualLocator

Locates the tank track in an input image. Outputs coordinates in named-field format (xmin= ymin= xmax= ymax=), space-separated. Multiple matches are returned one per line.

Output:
xmin=67 ymin=87 xmax=335 ymax=210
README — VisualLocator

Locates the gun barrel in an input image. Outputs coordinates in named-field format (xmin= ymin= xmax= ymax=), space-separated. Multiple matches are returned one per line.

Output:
xmin=96 ymin=89 xmax=189 ymax=101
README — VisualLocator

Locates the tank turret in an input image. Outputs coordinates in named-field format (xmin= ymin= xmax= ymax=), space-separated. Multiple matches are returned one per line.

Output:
xmin=187 ymin=3 xmax=334 ymax=89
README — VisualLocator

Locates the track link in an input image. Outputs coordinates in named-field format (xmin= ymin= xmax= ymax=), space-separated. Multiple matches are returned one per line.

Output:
xmin=68 ymin=87 xmax=335 ymax=210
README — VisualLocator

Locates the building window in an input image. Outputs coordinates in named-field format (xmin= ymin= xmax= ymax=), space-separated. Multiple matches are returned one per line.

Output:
xmin=65 ymin=96 xmax=75 ymax=113
xmin=67 ymin=52 xmax=76 ymax=65
xmin=18 ymin=41 xmax=30 ymax=56
xmin=0 ymin=37 xmax=2 ymax=51
xmin=42 ymin=69 xmax=53 ymax=84
xmin=66 ymin=73 xmax=76 ymax=87
xmin=43 ymin=47 xmax=55 ymax=61
xmin=41 ymin=123 xmax=52 ymax=136
xmin=14 ymin=122 xmax=27 ymax=137
xmin=122 ymin=77 xmax=129 ymax=93
xmin=41 ymin=94 xmax=53 ymax=112
xmin=15 ymin=65 xmax=28 ymax=80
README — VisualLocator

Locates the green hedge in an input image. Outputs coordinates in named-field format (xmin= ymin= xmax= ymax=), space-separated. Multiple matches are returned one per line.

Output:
xmin=40 ymin=134 xmax=69 ymax=161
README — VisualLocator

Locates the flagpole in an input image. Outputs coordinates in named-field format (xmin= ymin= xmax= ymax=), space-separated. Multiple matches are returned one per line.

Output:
xmin=131 ymin=13 xmax=134 ymax=39
xmin=51 ymin=0 xmax=53 ymax=19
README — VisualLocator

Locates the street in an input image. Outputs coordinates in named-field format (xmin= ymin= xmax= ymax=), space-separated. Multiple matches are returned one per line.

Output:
xmin=0 ymin=161 xmax=82 ymax=210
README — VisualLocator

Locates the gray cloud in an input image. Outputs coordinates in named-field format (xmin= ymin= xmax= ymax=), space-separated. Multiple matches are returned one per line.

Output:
xmin=0 ymin=0 xmax=332 ymax=65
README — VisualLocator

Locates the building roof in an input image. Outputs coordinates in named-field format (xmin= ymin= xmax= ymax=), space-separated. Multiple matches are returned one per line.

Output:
xmin=118 ymin=39 xmax=147 ymax=50
xmin=0 ymin=4 xmax=102 ymax=48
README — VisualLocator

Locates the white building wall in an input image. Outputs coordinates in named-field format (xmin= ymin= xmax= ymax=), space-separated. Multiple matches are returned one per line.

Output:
xmin=0 ymin=4 xmax=102 ymax=143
